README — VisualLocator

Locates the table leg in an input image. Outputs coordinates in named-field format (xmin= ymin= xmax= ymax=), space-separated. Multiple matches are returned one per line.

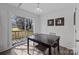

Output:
xmin=57 ymin=39 xmax=60 ymax=54
xmin=27 ymin=38 xmax=29 ymax=54
xmin=49 ymin=46 xmax=51 ymax=55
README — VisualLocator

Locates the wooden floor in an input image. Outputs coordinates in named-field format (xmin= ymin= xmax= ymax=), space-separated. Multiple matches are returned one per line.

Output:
xmin=0 ymin=41 xmax=73 ymax=55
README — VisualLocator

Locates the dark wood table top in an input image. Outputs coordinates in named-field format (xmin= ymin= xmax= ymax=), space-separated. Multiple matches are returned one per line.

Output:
xmin=28 ymin=34 xmax=60 ymax=46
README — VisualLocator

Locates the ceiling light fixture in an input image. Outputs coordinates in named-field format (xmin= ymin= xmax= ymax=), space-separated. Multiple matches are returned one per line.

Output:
xmin=36 ymin=3 xmax=42 ymax=14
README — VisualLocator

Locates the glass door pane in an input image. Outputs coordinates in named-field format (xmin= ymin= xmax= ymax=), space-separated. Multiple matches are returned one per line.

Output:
xmin=11 ymin=16 xmax=33 ymax=46
xmin=11 ymin=16 xmax=25 ymax=44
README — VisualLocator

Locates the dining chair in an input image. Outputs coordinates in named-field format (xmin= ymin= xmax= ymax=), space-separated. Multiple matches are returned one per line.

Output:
xmin=49 ymin=32 xmax=56 ymax=35
xmin=34 ymin=44 xmax=48 ymax=55
xmin=52 ymin=40 xmax=58 ymax=54
xmin=32 ymin=41 xmax=58 ymax=55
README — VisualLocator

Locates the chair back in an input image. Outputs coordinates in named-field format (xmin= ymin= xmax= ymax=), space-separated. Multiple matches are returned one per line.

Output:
xmin=49 ymin=32 xmax=56 ymax=36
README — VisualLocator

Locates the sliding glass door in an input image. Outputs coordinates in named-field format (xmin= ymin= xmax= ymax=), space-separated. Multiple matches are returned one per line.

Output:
xmin=11 ymin=16 xmax=33 ymax=45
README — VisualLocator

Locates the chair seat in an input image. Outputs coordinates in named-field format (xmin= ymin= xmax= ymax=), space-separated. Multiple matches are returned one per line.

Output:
xmin=52 ymin=43 xmax=58 ymax=48
xmin=35 ymin=44 xmax=48 ymax=52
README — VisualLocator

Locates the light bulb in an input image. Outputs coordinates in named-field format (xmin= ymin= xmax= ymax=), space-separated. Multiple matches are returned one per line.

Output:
xmin=36 ymin=7 xmax=42 ymax=14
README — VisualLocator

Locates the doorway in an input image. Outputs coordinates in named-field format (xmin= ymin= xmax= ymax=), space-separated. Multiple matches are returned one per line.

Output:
xmin=11 ymin=16 xmax=33 ymax=46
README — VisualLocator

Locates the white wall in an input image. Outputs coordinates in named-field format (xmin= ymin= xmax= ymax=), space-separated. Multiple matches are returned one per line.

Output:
xmin=0 ymin=12 xmax=3 ymax=51
xmin=0 ymin=3 xmax=38 ymax=52
xmin=75 ymin=4 xmax=79 ymax=54
xmin=40 ymin=6 xmax=75 ymax=50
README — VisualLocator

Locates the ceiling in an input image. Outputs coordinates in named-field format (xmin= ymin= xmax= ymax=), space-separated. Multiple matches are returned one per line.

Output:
xmin=8 ymin=3 xmax=74 ymax=15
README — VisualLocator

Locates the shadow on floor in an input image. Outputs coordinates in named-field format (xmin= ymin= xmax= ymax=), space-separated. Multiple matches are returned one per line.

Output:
xmin=0 ymin=41 xmax=73 ymax=55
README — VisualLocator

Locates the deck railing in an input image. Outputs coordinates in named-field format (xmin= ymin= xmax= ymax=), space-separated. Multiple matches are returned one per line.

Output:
xmin=12 ymin=31 xmax=32 ymax=40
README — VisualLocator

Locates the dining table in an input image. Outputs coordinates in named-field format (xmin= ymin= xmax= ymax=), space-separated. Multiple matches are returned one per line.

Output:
xmin=27 ymin=34 xmax=60 ymax=55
